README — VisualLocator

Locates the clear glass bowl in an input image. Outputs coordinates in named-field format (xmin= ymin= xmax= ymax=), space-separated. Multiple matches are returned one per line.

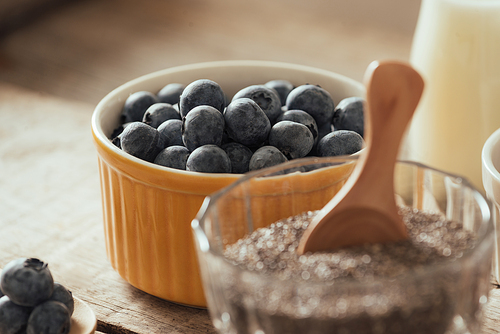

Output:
xmin=192 ymin=156 xmax=494 ymax=334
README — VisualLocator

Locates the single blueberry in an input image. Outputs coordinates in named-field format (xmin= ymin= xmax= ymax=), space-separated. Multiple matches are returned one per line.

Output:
xmin=222 ymin=142 xmax=253 ymax=174
xmin=277 ymin=109 xmax=319 ymax=143
xmin=268 ymin=121 xmax=314 ymax=159
xmin=157 ymin=83 xmax=185 ymax=105
xmin=224 ymin=98 xmax=271 ymax=147
xmin=27 ymin=300 xmax=71 ymax=334
xmin=49 ymin=283 xmax=74 ymax=316
xmin=285 ymin=84 xmax=335 ymax=126
xmin=1 ymin=258 xmax=54 ymax=307
xmin=142 ymin=103 xmax=181 ymax=128
xmin=121 ymin=91 xmax=159 ymax=123
xmin=232 ymin=85 xmax=282 ymax=123
xmin=317 ymin=130 xmax=364 ymax=157
xmin=157 ymin=119 xmax=184 ymax=147
xmin=186 ymin=145 xmax=231 ymax=173
xmin=249 ymin=146 xmax=288 ymax=171
xmin=332 ymin=96 xmax=365 ymax=137
xmin=154 ymin=146 xmax=190 ymax=170
xmin=182 ymin=105 xmax=225 ymax=152
xmin=0 ymin=295 xmax=32 ymax=334
xmin=119 ymin=122 xmax=166 ymax=162
xmin=264 ymin=79 xmax=294 ymax=106
xmin=110 ymin=122 xmax=132 ymax=148
xmin=179 ymin=79 xmax=225 ymax=117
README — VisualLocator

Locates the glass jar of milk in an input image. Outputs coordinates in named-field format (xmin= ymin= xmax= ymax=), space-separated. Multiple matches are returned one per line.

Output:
xmin=404 ymin=0 xmax=500 ymax=190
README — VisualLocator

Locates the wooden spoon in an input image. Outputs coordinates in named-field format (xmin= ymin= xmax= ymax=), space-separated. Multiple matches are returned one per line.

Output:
xmin=297 ymin=60 xmax=424 ymax=254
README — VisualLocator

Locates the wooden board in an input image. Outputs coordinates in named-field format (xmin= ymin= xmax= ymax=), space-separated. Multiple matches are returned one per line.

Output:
xmin=0 ymin=83 xmax=215 ymax=333
xmin=1 ymin=82 xmax=500 ymax=333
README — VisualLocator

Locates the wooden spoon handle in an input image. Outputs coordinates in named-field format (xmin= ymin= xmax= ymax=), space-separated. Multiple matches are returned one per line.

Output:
xmin=361 ymin=60 xmax=425 ymax=189
xmin=297 ymin=61 xmax=424 ymax=254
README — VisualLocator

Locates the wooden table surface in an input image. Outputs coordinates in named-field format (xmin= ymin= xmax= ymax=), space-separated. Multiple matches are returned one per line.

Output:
xmin=1 ymin=0 xmax=499 ymax=333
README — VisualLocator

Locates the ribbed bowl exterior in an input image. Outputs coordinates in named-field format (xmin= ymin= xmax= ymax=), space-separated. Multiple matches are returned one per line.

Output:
xmin=90 ymin=60 xmax=365 ymax=308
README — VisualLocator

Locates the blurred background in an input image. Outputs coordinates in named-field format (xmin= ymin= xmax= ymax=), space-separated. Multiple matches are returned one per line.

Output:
xmin=0 ymin=0 xmax=421 ymax=106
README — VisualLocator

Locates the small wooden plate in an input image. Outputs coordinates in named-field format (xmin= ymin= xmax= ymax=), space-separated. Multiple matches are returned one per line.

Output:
xmin=70 ymin=296 xmax=97 ymax=334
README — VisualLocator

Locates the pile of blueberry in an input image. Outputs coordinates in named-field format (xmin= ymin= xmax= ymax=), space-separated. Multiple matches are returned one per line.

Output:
xmin=0 ymin=258 xmax=74 ymax=334
xmin=110 ymin=78 xmax=365 ymax=173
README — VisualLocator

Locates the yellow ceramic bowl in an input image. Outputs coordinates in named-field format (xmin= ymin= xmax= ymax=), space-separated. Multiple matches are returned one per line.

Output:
xmin=90 ymin=60 xmax=365 ymax=307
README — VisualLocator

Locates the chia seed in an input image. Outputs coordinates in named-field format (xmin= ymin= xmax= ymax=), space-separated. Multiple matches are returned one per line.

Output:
xmin=221 ymin=207 xmax=479 ymax=334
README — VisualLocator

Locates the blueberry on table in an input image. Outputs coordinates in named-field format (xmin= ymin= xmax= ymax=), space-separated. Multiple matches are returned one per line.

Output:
xmin=186 ymin=145 xmax=231 ymax=173
xmin=277 ymin=109 xmax=319 ymax=144
xmin=264 ymin=79 xmax=294 ymax=106
xmin=142 ymin=103 xmax=181 ymax=128
xmin=249 ymin=146 xmax=288 ymax=171
xmin=49 ymin=283 xmax=74 ymax=316
xmin=0 ymin=295 xmax=32 ymax=334
xmin=222 ymin=142 xmax=253 ymax=174
xmin=182 ymin=105 xmax=225 ymax=152
xmin=179 ymin=79 xmax=226 ymax=117
xmin=154 ymin=146 xmax=190 ymax=170
xmin=157 ymin=83 xmax=185 ymax=105
xmin=269 ymin=121 xmax=314 ymax=159
xmin=0 ymin=258 xmax=54 ymax=307
xmin=224 ymin=98 xmax=271 ymax=147
xmin=27 ymin=300 xmax=71 ymax=334
xmin=157 ymin=119 xmax=184 ymax=147
xmin=317 ymin=130 xmax=364 ymax=157
xmin=121 ymin=91 xmax=159 ymax=123
xmin=232 ymin=85 xmax=282 ymax=123
xmin=285 ymin=84 xmax=335 ymax=125
xmin=119 ymin=122 xmax=166 ymax=163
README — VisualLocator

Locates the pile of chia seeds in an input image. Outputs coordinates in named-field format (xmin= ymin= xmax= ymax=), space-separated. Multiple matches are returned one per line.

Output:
xmin=221 ymin=207 xmax=478 ymax=334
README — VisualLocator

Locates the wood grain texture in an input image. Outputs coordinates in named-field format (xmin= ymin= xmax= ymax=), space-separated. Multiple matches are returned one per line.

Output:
xmin=1 ymin=82 xmax=500 ymax=333
xmin=0 ymin=83 xmax=214 ymax=333
xmin=0 ymin=0 xmax=413 ymax=106
xmin=0 ymin=0 xmax=498 ymax=332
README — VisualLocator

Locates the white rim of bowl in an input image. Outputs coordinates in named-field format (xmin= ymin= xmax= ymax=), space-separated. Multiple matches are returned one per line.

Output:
xmin=482 ymin=127 xmax=500 ymax=192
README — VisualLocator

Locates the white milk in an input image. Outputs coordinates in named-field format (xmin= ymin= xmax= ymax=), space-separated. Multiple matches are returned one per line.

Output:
xmin=404 ymin=0 xmax=500 ymax=190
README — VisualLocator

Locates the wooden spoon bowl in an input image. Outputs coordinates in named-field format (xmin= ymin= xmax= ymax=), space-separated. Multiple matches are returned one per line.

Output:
xmin=297 ymin=60 xmax=424 ymax=254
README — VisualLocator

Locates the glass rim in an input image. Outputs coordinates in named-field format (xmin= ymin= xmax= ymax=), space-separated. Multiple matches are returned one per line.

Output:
xmin=192 ymin=155 xmax=494 ymax=287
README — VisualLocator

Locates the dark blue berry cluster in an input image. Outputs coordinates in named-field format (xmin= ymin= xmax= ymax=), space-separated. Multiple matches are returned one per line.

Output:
xmin=111 ymin=79 xmax=365 ymax=173
xmin=0 ymin=258 xmax=74 ymax=334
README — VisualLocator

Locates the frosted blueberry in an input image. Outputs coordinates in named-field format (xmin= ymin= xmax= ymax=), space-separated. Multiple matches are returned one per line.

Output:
xmin=0 ymin=258 xmax=54 ymax=307
xmin=142 ymin=103 xmax=180 ymax=128
xmin=186 ymin=145 xmax=231 ymax=173
xmin=265 ymin=79 xmax=294 ymax=106
xmin=317 ymin=130 xmax=364 ymax=157
xmin=285 ymin=84 xmax=335 ymax=126
xmin=332 ymin=97 xmax=365 ymax=137
xmin=0 ymin=295 xmax=32 ymax=334
xmin=249 ymin=146 xmax=288 ymax=171
xmin=182 ymin=105 xmax=225 ymax=152
xmin=232 ymin=85 xmax=282 ymax=123
xmin=157 ymin=119 xmax=184 ymax=147
xmin=154 ymin=146 xmax=190 ymax=170
xmin=49 ymin=283 xmax=74 ymax=316
xmin=27 ymin=300 xmax=71 ymax=334
xmin=119 ymin=122 xmax=166 ymax=162
xmin=157 ymin=83 xmax=185 ymax=105
xmin=224 ymin=98 xmax=270 ymax=147
xmin=179 ymin=79 xmax=225 ymax=117
xmin=277 ymin=109 xmax=319 ymax=144
xmin=222 ymin=142 xmax=253 ymax=174
xmin=268 ymin=121 xmax=314 ymax=159
xmin=121 ymin=91 xmax=159 ymax=123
